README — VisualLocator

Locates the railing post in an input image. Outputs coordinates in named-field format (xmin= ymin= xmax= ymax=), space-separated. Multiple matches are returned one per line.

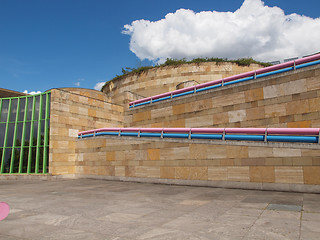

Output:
xmin=170 ymin=93 xmax=173 ymax=99
xmin=223 ymin=128 xmax=226 ymax=141
xmin=138 ymin=129 xmax=141 ymax=138
xmin=254 ymin=71 xmax=256 ymax=79
xmin=93 ymin=131 xmax=96 ymax=137
xmin=188 ymin=129 xmax=191 ymax=139
xmin=118 ymin=129 xmax=121 ymax=136
xmin=318 ymin=130 xmax=320 ymax=144
xmin=222 ymin=79 xmax=224 ymax=86
xmin=150 ymin=98 xmax=152 ymax=103
xmin=161 ymin=129 xmax=164 ymax=138
xmin=294 ymin=60 xmax=296 ymax=70
xmin=264 ymin=128 xmax=268 ymax=143
xmin=194 ymin=87 xmax=197 ymax=93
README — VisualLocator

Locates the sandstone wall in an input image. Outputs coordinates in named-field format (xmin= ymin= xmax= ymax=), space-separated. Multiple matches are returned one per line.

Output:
xmin=49 ymin=88 xmax=123 ymax=175
xmin=75 ymin=136 xmax=320 ymax=192
xmin=102 ymin=62 xmax=263 ymax=107
xmin=126 ymin=64 xmax=320 ymax=129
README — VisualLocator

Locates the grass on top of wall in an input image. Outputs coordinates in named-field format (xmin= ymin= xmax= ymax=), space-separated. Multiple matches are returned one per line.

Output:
xmin=102 ymin=57 xmax=271 ymax=91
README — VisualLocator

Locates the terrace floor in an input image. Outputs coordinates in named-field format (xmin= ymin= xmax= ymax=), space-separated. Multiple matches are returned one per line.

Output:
xmin=1 ymin=179 xmax=320 ymax=240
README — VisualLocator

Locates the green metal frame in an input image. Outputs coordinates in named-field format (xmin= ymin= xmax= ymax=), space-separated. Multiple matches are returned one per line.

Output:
xmin=0 ymin=91 xmax=51 ymax=174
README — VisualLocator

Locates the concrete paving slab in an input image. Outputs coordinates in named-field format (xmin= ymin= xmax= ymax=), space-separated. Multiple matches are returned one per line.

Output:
xmin=1 ymin=179 xmax=320 ymax=239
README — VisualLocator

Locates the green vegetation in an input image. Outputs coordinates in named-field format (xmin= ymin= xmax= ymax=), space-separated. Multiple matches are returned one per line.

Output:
xmin=102 ymin=57 xmax=271 ymax=91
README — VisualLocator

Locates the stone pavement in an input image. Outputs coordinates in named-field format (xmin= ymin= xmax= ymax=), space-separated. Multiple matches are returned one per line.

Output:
xmin=0 ymin=179 xmax=320 ymax=240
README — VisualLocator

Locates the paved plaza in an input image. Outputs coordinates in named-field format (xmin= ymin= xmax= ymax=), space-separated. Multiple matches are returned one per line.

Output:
xmin=0 ymin=179 xmax=320 ymax=240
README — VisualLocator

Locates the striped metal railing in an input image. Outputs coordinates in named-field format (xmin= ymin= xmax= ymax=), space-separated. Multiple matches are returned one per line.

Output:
xmin=78 ymin=128 xmax=320 ymax=144
xmin=129 ymin=53 xmax=320 ymax=108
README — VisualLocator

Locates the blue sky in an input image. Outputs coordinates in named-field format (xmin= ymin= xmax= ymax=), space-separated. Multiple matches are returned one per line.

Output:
xmin=1 ymin=0 xmax=319 ymax=93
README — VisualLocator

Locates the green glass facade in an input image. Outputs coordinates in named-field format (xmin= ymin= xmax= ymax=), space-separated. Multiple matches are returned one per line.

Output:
xmin=0 ymin=92 xmax=50 ymax=174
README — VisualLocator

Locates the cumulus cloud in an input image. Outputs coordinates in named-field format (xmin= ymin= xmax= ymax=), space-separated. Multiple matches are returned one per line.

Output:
xmin=23 ymin=90 xmax=41 ymax=95
xmin=123 ymin=0 xmax=320 ymax=63
xmin=94 ymin=82 xmax=105 ymax=91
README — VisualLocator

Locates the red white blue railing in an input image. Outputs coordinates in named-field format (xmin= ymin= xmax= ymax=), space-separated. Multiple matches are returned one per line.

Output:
xmin=129 ymin=53 xmax=320 ymax=108
xmin=78 ymin=128 xmax=320 ymax=144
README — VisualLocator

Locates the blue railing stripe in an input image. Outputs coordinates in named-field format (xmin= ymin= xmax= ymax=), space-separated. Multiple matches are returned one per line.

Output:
xmin=79 ymin=131 xmax=319 ymax=144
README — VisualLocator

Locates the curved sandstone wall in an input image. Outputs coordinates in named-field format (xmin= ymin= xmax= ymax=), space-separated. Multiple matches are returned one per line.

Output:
xmin=102 ymin=62 xmax=263 ymax=106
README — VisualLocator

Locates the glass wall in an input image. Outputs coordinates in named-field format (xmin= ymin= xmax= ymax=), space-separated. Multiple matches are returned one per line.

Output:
xmin=0 ymin=92 xmax=50 ymax=174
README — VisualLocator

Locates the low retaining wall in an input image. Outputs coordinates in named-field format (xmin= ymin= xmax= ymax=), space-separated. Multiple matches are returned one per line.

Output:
xmin=74 ymin=136 xmax=320 ymax=193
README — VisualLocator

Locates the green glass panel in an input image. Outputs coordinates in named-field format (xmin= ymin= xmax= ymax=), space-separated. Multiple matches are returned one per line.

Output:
xmin=22 ymin=147 xmax=29 ymax=173
xmin=0 ymin=99 xmax=9 ymax=122
xmin=6 ymin=123 xmax=15 ymax=148
xmin=26 ymin=97 xmax=33 ymax=121
xmin=41 ymin=95 xmax=47 ymax=120
xmin=40 ymin=120 xmax=45 ymax=145
xmin=30 ymin=147 xmax=36 ymax=173
xmin=32 ymin=123 xmax=38 ymax=147
xmin=18 ymin=98 xmax=26 ymax=121
xmin=24 ymin=122 xmax=31 ymax=146
xmin=15 ymin=123 xmax=23 ymax=146
xmin=9 ymin=99 xmax=18 ymax=122
xmin=12 ymin=148 xmax=20 ymax=173
xmin=0 ymin=123 xmax=5 ymax=147
xmin=3 ymin=148 xmax=12 ymax=173
xmin=38 ymin=146 xmax=44 ymax=173
xmin=34 ymin=96 xmax=40 ymax=121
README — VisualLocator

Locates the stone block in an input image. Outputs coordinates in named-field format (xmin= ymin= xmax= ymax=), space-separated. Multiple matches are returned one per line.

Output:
xmin=212 ymin=92 xmax=245 ymax=108
xmin=309 ymin=98 xmax=320 ymax=112
xmin=265 ymin=104 xmax=286 ymax=117
xmin=212 ymin=112 xmax=228 ymax=125
xmin=248 ymin=147 xmax=273 ymax=158
xmin=172 ymin=104 xmax=186 ymax=115
xmin=208 ymin=167 xmax=227 ymax=180
xmin=147 ymin=149 xmax=160 ymax=161
xmin=228 ymin=110 xmax=246 ymax=123
xmin=160 ymin=147 xmax=190 ymax=160
xmin=207 ymin=146 xmax=227 ymax=159
xmin=189 ymin=99 xmax=213 ymax=112
xmin=275 ymin=166 xmax=303 ymax=184
xmin=263 ymin=84 xmax=284 ymax=99
xmin=189 ymin=144 xmax=208 ymax=160
xmin=125 ymin=166 xmax=135 ymax=177
xmin=250 ymin=166 xmax=275 ymax=183
xmin=273 ymin=148 xmax=301 ymax=157
xmin=304 ymin=166 xmax=320 ymax=184
xmin=286 ymin=99 xmax=310 ymax=115
xmin=226 ymin=146 xmax=248 ymax=159
xmin=160 ymin=167 xmax=175 ymax=179
xmin=287 ymin=121 xmax=311 ymax=128
xmin=185 ymin=115 xmax=212 ymax=128
xmin=245 ymin=88 xmax=264 ymax=102
xmin=133 ymin=111 xmax=151 ymax=122
xmin=220 ymin=159 xmax=234 ymax=166
xmin=175 ymin=167 xmax=208 ymax=180
xmin=88 ymin=108 xmax=96 ymax=117
xmin=227 ymin=166 xmax=250 ymax=182
xmin=135 ymin=166 xmax=160 ymax=178
xmin=283 ymin=79 xmax=307 ymax=95
xmin=107 ymin=152 xmax=115 ymax=161
xmin=246 ymin=107 xmax=265 ymax=121
xmin=151 ymin=106 xmax=172 ymax=119
xmin=115 ymin=166 xmax=125 ymax=177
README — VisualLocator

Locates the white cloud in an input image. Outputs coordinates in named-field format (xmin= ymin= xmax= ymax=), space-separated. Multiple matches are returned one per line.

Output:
xmin=123 ymin=0 xmax=320 ymax=63
xmin=23 ymin=90 xmax=41 ymax=95
xmin=74 ymin=78 xmax=84 ymax=87
xmin=94 ymin=82 xmax=105 ymax=91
